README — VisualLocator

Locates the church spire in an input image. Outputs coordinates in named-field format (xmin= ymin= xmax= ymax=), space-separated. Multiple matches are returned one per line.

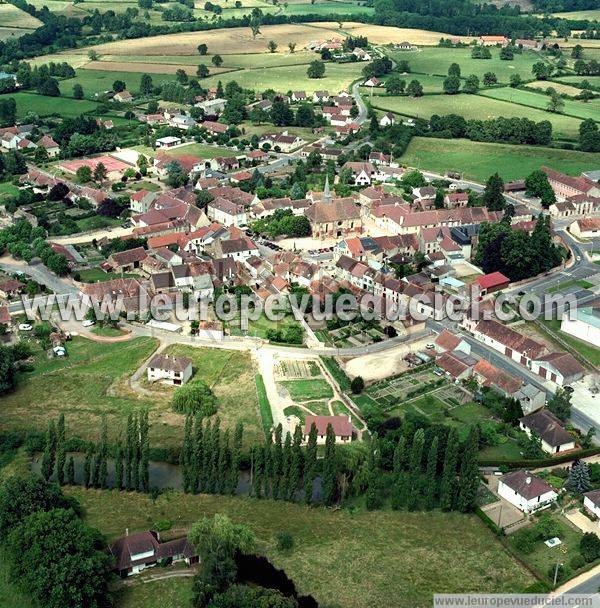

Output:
xmin=323 ymin=174 xmax=332 ymax=202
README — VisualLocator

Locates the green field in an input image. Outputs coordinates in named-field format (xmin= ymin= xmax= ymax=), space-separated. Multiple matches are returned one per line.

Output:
xmin=551 ymin=9 xmax=600 ymax=20
xmin=389 ymin=46 xmax=546 ymax=84
xmin=480 ymin=86 xmax=600 ymax=122
xmin=60 ymin=69 xmax=180 ymax=98
xmin=0 ymin=336 xmax=262 ymax=449
xmin=159 ymin=344 xmax=264 ymax=446
xmin=399 ymin=137 xmax=598 ymax=182
xmin=0 ymin=3 xmax=42 ymax=29
xmin=0 ymin=181 xmax=19 ymax=202
xmin=280 ymin=378 xmax=334 ymax=401
xmin=554 ymin=75 xmax=600 ymax=90
xmin=371 ymin=92 xmax=584 ymax=140
xmin=1 ymin=91 xmax=99 ymax=119
xmin=198 ymin=61 xmax=364 ymax=93
xmin=361 ymin=73 xmax=447 ymax=95
xmin=66 ymin=487 xmax=534 ymax=608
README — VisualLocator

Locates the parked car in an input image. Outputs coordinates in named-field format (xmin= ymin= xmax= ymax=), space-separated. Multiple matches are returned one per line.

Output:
xmin=82 ymin=320 xmax=95 ymax=328
xmin=18 ymin=323 xmax=32 ymax=331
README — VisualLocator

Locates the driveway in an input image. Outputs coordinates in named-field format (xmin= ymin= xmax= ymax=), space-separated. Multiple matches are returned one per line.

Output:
xmin=565 ymin=508 xmax=600 ymax=536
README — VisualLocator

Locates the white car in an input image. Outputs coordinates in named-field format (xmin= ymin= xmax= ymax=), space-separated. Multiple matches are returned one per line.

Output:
xmin=576 ymin=256 xmax=581 ymax=262
xmin=82 ymin=320 xmax=95 ymax=328
xmin=18 ymin=323 xmax=32 ymax=331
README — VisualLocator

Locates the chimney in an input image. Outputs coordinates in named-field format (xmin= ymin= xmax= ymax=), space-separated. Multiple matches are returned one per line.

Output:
xmin=525 ymin=477 xmax=531 ymax=485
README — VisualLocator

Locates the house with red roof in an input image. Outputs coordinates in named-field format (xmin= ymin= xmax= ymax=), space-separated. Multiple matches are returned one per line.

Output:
xmin=302 ymin=415 xmax=356 ymax=444
xmin=475 ymin=271 xmax=510 ymax=296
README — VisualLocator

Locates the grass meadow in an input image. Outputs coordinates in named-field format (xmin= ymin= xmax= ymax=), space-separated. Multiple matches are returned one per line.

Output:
xmin=399 ymin=137 xmax=599 ymax=182
xmin=371 ymin=92 xmax=585 ymax=140
xmin=389 ymin=46 xmax=545 ymax=83
xmin=65 ymin=487 xmax=535 ymax=608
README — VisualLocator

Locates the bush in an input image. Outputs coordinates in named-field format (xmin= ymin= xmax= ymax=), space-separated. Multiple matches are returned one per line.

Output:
xmin=171 ymin=380 xmax=217 ymax=416
xmin=580 ymin=532 xmax=600 ymax=563
xmin=275 ymin=531 xmax=294 ymax=552
xmin=351 ymin=376 xmax=365 ymax=394
xmin=570 ymin=554 xmax=585 ymax=570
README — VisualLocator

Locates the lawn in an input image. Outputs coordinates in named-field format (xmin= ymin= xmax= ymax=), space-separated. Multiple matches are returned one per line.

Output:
xmin=0 ymin=181 xmax=19 ymax=201
xmin=0 ymin=337 xmax=168 ymax=445
xmin=388 ymin=46 xmax=545 ymax=84
xmin=540 ymin=319 xmax=600 ymax=367
xmin=280 ymin=378 xmax=334 ymax=401
xmin=255 ymin=374 xmax=273 ymax=438
xmin=160 ymin=344 xmax=264 ymax=446
xmin=449 ymin=402 xmax=492 ymax=425
xmin=91 ymin=326 xmax=126 ymax=337
xmin=399 ymin=137 xmax=599 ymax=182
xmin=480 ymin=86 xmax=600 ymax=123
xmin=132 ymin=142 xmax=233 ymax=160
xmin=508 ymin=514 xmax=585 ymax=583
xmin=0 ymin=551 xmax=34 ymax=608
xmin=77 ymin=268 xmax=140 ymax=283
xmin=113 ymin=576 xmax=194 ymax=608
xmin=66 ymin=487 xmax=535 ymax=608
xmin=1 ymin=91 xmax=99 ymax=119
xmin=361 ymin=73 xmax=447 ymax=95
xmin=371 ymin=92 xmax=584 ymax=140
xmin=547 ymin=279 xmax=594 ymax=293
xmin=226 ymin=312 xmax=303 ymax=340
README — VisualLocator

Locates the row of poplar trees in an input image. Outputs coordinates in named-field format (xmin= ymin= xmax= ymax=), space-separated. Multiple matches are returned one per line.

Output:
xmin=41 ymin=410 xmax=151 ymax=492
xmin=249 ymin=423 xmax=338 ymax=506
xmin=180 ymin=415 xmax=243 ymax=495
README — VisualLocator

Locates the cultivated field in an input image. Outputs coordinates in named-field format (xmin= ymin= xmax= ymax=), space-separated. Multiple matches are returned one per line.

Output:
xmin=480 ymin=86 xmax=600 ymax=122
xmin=399 ymin=137 xmax=599 ymax=182
xmin=527 ymin=80 xmax=585 ymax=96
xmin=389 ymin=46 xmax=548 ymax=84
xmin=73 ymin=22 xmax=462 ymax=57
xmin=67 ymin=487 xmax=534 ymax=608
xmin=371 ymin=92 xmax=585 ymax=140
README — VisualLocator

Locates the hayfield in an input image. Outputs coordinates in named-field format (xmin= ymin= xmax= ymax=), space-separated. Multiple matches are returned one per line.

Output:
xmin=75 ymin=23 xmax=347 ymax=56
xmin=81 ymin=61 xmax=233 ymax=77
xmin=480 ymin=86 xmax=600 ymax=122
xmin=527 ymin=80 xmax=585 ymax=96
xmin=74 ymin=22 xmax=463 ymax=57
xmin=0 ymin=27 xmax=34 ymax=41
xmin=308 ymin=21 xmax=474 ymax=45
xmin=399 ymin=137 xmax=598 ymax=182
xmin=389 ymin=46 xmax=546 ymax=83
xmin=0 ymin=3 xmax=42 ymax=28
xmin=67 ymin=487 xmax=534 ymax=608
xmin=554 ymin=75 xmax=600 ymax=88
xmin=371 ymin=92 xmax=584 ymax=139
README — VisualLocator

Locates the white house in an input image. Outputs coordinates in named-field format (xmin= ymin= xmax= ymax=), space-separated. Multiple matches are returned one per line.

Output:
xmin=497 ymin=470 xmax=558 ymax=514
xmin=302 ymin=415 xmax=355 ymax=445
xmin=379 ymin=112 xmax=395 ymax=127
xmin=146 ymin=354 xmax=193 ymax=386
xmin=583 ymin=490 xmax=600 ymax=523
xmin=519 ymin=409 xmax=576 ymax=455
xmin=155 ymin=136 xmax=182 ymax=148
xmin=206 ymin=197 xmax=247 ymax=227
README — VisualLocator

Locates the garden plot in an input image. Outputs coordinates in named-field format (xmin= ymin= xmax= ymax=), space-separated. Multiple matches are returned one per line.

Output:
xmin=327 ymin=321 xmax=387 ymax=348
xmin=274 ymin=358 xmax=320 ymax=380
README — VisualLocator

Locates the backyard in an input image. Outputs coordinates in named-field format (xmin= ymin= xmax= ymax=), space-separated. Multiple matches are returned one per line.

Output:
xmin=65 ymin=486 xmax=535 ymax=608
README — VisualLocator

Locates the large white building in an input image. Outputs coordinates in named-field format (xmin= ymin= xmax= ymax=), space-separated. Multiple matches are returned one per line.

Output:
xmin=497 ymin=470 xmax=558 ymax=513
xmin=561 ymin=305 xmax=600 ymax=348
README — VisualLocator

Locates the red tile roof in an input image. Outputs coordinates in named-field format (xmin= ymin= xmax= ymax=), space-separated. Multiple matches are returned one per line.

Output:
xmin=304 ymin=415 xmax=354 ymax=437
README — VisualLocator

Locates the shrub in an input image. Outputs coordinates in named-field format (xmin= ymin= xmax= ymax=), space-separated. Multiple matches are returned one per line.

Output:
xmin=171 ymin=380 xmax=217 ymax=416
xmin=570 ymin=554 xmax=585 ymax=570
xmin=275 ymin=531 xmax=294 ymax=552
xmin=580 ymin=532 xmax=600 ymax=562
xmin=351 ymin=376 xmax=365 ymax=394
